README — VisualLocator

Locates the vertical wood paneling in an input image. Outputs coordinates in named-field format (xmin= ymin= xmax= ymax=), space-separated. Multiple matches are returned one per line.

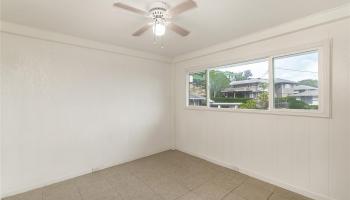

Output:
xmin=175 ymin=19 xmax=350 ymax=200
xmin=291 ymin=118 xmax=309 ymax=189
xmin=309 ymin=119 xmax=329 ymax=194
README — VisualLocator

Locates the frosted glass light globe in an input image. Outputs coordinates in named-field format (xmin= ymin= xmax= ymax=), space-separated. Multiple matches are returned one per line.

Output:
xmin=153 ymin=22 xmax=165 ymax=36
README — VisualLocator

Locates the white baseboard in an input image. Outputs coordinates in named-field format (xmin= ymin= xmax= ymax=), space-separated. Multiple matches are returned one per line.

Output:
xmin=2 ymin=147 xmax=172 ymax=198
xmin=3 ymin=168 xmax=94 ymax=198
xmin=4 ymin=147 xmax=335 ymax=200
xmin=176 ymin=147 xmax=335 ymax=200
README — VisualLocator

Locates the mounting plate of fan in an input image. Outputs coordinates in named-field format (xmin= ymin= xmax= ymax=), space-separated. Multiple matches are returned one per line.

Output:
xmin=113 ymin=0 xmax=197 ymax=37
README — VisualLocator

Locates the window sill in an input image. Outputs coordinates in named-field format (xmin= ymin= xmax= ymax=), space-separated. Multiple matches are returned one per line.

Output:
xmin=185 ymin=106 xmax=330 ymax=118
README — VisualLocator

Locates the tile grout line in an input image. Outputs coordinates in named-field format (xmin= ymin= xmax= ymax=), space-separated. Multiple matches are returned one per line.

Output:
xmin=75 ymin=184 xmax=84 ymax=200
xmin=155 ymin=153 xmax=224 ymax=200
xmin=5 ymin=151 xmax=312 ymax=200
xmin=92 ymin=168 xmax=127 ymax=200
xmin=219 ymin=175 xmax=249 ymax=200
xmin=267 ymin=191 xmax=274 ymax=200
xmin=174 ymin=162 xmax=251 ymax=200
xmin=172 ymin=164 xmax=224 ymax=200
xmin=130 ymin=167 xmax=167 ymax=200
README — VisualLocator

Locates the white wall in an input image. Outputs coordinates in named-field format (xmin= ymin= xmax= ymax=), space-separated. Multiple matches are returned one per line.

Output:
xmin=174 ymin=18 xmax=350 ymax=200
xmin=1 ymin=29 xmax=173 ymax=196
xmin=1 ymin=8 xmax=349 ymax=200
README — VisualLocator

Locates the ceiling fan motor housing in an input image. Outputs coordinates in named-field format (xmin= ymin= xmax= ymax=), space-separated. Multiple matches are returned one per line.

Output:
xmin=149 ymin=2 xmax=168 ymax=19
xmin=113 ymin=0 xmax=195 ymax=37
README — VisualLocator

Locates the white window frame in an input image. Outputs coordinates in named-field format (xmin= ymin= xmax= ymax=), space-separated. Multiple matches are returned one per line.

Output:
xmin=185 ymin=40 xmax=331 ymax=118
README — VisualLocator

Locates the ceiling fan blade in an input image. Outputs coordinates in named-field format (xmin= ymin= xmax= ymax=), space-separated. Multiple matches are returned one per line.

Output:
xmin=168 ymin=23 xmax=190 ymax=37
xmin=168 ymin=0 xmax=197 ymax=17
xmin=114 ymin=2 xmax=148 ymax=16
xmin=132 ymin=24 xmax=152 ymax=36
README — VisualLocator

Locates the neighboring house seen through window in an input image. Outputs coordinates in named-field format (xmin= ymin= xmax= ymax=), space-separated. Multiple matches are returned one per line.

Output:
xmin=274 ymin=51 xmax=319 ymax=110
xmin=186 ymin=42 xmax=330 ymax=117
xmin=209 ymin=59 xmax=269 ymax=110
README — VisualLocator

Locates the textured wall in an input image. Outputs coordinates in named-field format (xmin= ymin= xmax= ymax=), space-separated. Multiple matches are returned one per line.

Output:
xmin=1 ymin=32 xmax=173 ymax=196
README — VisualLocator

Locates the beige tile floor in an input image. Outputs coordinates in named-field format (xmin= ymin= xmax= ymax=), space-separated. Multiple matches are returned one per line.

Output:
xmin=4 ymin=150 xmax=313 ymax=200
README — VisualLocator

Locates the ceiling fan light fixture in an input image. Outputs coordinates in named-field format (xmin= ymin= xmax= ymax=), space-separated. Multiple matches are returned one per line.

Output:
xmin=153 ymin=20 xmax=166 ymax=36
xmin=114 ymin=0 xmax=197 ymax=39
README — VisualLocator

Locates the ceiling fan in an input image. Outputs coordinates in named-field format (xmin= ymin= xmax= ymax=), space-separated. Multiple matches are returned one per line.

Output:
xmin=113 ymin=0 xmax=197 ymax=38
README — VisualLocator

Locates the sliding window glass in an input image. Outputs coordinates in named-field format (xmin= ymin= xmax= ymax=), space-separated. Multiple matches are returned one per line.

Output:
xmin=188 ymin=70 xmax=207 ymax=106
xmin=274 ymin=51 xmax=319 ymax=110
xmin=185 ymin=42 xmax=329 ymax=117
xmin=209 ymin=59 xmax=269 ymax=109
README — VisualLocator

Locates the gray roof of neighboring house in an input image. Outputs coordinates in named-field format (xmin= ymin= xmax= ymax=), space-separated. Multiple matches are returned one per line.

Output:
xmin=189 ymin=94 xmax=206 ymax=100
xmin=290 ymin=90 xmax=318 ymax=97
xmin=229 ymin=78 xmax=295 ymax=86
xmin=275 ymin=78 xmax=296 ymax=84
xmin=293 ymin=85 xmax=318 ymax=91
xmin=222 ymin=87 xmax=265 ymax=93
xmin=229 ymin=78 xmax=267 ymax=86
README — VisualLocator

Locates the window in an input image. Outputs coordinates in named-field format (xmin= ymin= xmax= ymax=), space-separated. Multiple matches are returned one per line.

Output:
xmin=209 ymin=59 xmax=269 ymax=110
xmin=274 ymin=51 xmax=319 ymax=110
xmin=188 ymin=70 xmax=207 ymax=106
xmin=186 ymin=42 xmax=329 ymax=117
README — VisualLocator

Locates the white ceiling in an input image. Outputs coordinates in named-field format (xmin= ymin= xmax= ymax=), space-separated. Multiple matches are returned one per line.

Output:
xmin=2 ymin=0 xmax=350 ymax=57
